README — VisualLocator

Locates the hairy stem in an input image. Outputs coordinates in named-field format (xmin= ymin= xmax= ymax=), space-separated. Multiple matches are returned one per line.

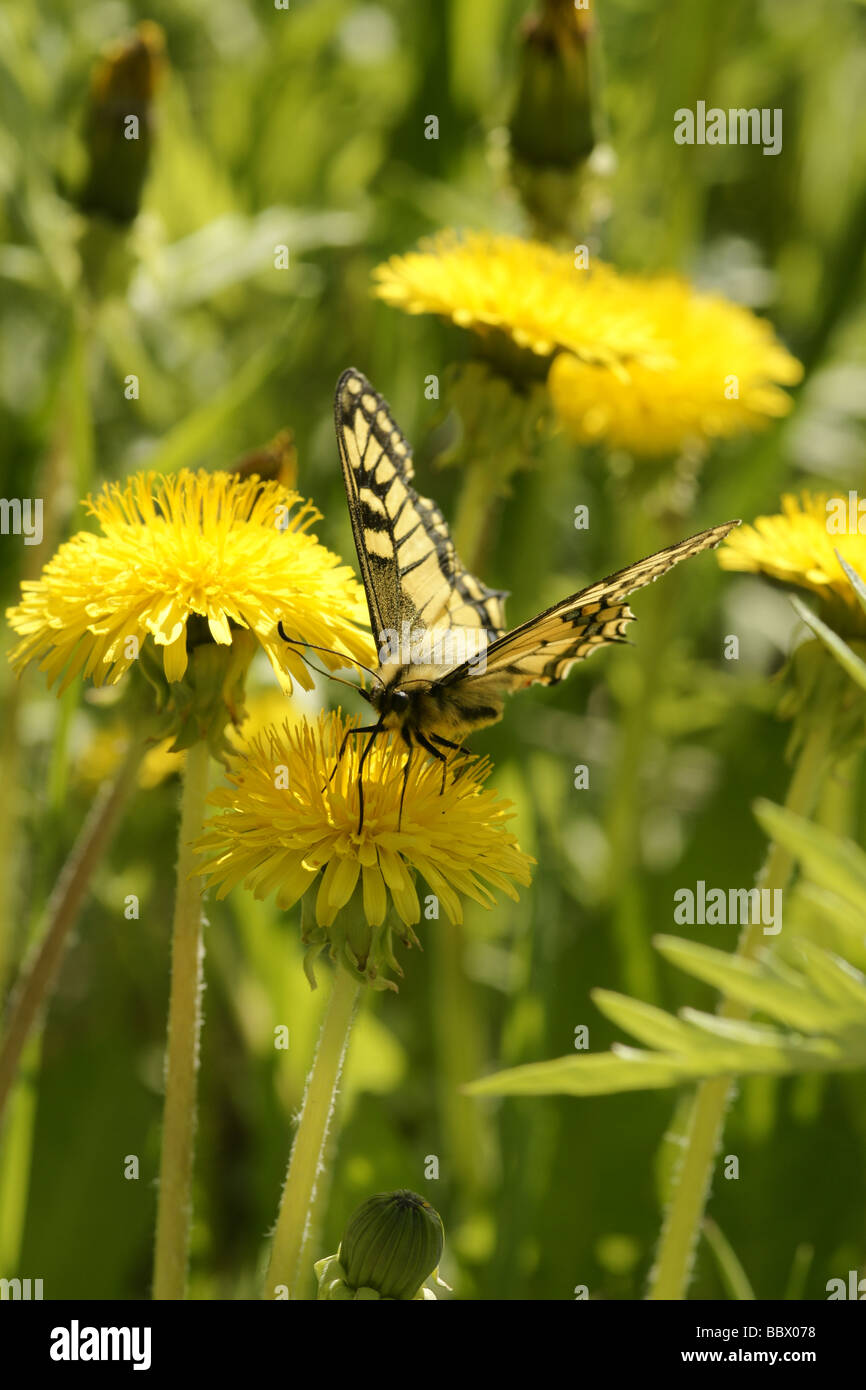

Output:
xmin=264 ymin=964 xmax=360 ymax=1299
xmin=0 ymin=738 xmax=144 ymax=1127
xmin=153 ymin=739 xmax=211 ymax=1300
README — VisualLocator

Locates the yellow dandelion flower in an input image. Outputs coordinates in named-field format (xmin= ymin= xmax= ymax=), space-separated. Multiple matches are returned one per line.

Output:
xmin=718 ymin=491 xmax=866 ymax=623
xmin=548 ymin=278 xmax=800 ymax=455
xmin=374 ymin=230 xmax=667 ymax=365
xmin=373 ymin=231 xmax=801 ymax=456
xmin=720 ymin=493 xmax=866 ymax=753
xmin=197 ymin=710 xmax=534 ymax=988
xmin=6 ymin=468 xmax=375 ymax=695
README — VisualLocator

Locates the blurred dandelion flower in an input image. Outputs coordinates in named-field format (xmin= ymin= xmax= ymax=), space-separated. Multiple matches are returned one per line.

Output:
xmin=373 ymin=231 xmax=801 ymax=456
xmin=6 ymin=468 xmax=374 ymax=695
xmin=720 ymin=492 xmax=866 ymax=758
xmin=197 ymin=710 xmax=533 ymax=987
xmin=75 ymin=725 xmax=185 ymax=790
xmin=718 ymin=492 xmax=866 ymax=619
xmin=374 ymin=230 xmax=664 ymax=364
xmin=548 ymin=278 xmax=800 ymax=455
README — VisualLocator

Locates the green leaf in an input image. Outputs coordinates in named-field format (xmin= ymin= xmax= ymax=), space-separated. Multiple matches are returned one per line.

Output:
xmin=653 ymin=936 xmax=841 ymax=1032
xmin=754 ymin=799 xmax=866 ymax=920
xmin=702 ymin=1219 xmax=756 ymax=1301
xmin=592 ymin=989 xmax=713 ymax=1052
xmin=790 ymin=595 xmax=866 ymax=692
xmin=835 ymin=551 xmax=866 ymax=617
xmin=793 ymin=940 xmax=866 ymax=1011
xmin=468 ymin=835 xmax=866 ymax=1101
xmin=464 ymin=1051 xmax=694 ymax=1098
xmin=797 ymin=884 xmax=866 ymax=969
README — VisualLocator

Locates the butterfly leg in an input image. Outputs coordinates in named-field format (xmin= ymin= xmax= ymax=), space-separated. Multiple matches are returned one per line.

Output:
xmin=415 ymin=731 xmax=450 ymax=796
xmin=430 ymin=733 xmax=475 ymax=784
xmin=324 ymin=722 xmax=382 ymax=791
xmin=430 ymin=733 xmax=474 ymax=760
xmin=356 ymin=722 xmax=385 ymax=833
xmin=397 ymin=730 xmax=413 ymax=830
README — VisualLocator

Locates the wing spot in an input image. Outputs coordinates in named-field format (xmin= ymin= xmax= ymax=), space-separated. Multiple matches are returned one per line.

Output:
xmin=365 ymin=531 xmax=395 ymax=559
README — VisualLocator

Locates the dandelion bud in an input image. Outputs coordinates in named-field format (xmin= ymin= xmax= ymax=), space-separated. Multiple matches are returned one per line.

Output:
xmin=316 ymin=1191 xmax=445 ymax=1300
xmin=138 ymin=627 xmax=257 ymax=759
xmin=231 ymin=430 xmax=298 ymax=492
xmin=78 ymin=22 xmax=166 ymax=225
xmin=509 ymin=0 xmax=596 ymax=173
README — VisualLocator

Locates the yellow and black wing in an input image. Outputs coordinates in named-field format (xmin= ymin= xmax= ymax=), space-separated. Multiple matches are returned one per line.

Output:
xmin=438 ymin=520 xmax=740 ymax=694
xmin=334 ymin=369 xmax=507 ymax=644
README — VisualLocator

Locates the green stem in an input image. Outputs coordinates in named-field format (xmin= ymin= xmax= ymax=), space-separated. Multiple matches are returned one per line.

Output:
xmin=431 ymin=923 xmax=497 ymax=1197
xmin=264 ymin=964 xmax=360 ymax=1299
xmin=603 ymin=502 xmax=671 ymax=1004
xmin=452 ymin=457 xmax=495 ymax=570
xmin=0 ymin=738 xmax=144 ymax=1128
xmin=0 ymin=1033 xmax=41 ymax=1272
xmin=604 ymin=586 xmax=666 ymax=1003
xmin=0 ymin=673 xmax=24 ymax=1002
xmin=646 ymin=721 xmax=830 ymax=1300
xmin=153 ymin=739 xmax=211 ymax=1301
xmin=432 ymin=457 xmax=503 ymax=1198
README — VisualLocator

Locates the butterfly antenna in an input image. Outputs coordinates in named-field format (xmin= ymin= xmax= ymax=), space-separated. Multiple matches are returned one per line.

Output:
xmin=277 ymin=623 xmax=377 ymax=699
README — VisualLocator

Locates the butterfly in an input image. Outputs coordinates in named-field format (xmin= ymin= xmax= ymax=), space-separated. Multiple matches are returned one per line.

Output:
xmin=280 ymin=369 xmax=739 ymax=826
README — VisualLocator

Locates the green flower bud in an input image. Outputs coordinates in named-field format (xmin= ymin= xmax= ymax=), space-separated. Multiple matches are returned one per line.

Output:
xmin=78 ymin=22 xmax=166 ymax=226
xmin=339 ymin=1191 xmax=445 ymax=1301
xmin=301 ymin=886 xmax=418 ymax=994
xmin=138 ymin=625 xmax=256 ymax=762
xmin=508 ymin=1 xmax=605 ymax=239
xmin=231 ymin=430 xmax=298 ymax=493
xmin=509 ymin=1 xmax=596 ymax=172
xmin=314 ymin=1254 xmax=358 ymax=1300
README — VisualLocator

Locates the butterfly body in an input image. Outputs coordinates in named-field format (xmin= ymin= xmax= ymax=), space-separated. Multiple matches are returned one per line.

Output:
xmin=368 ymin=660 xmax=506 ymax=740
xmin=297 ymin=368 xmax=739 ymax=824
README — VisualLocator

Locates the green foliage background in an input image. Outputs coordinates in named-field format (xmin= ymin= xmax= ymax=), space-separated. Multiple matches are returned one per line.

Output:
xmin=1 ymin=0 xmax=865 ymax=1300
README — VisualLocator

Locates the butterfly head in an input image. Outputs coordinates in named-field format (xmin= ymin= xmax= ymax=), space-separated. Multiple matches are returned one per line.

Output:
xmin=369 ymin=682 xmax=412 ymax=722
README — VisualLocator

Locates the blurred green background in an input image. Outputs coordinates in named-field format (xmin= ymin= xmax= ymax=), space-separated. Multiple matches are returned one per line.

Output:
xmin=1 ymin=0 xmax=865 ymax=1300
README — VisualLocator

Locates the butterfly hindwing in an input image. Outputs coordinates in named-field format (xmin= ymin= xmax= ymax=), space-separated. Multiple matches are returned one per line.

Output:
xmin=439 ymin=520 xmax=740 ymax=699
xmin=335 ymin=369 xmax=507 ymax=652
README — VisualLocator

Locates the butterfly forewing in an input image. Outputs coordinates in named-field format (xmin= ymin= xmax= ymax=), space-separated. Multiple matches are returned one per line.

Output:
xmin=335 ymin=369 xmax=507 ymax=657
